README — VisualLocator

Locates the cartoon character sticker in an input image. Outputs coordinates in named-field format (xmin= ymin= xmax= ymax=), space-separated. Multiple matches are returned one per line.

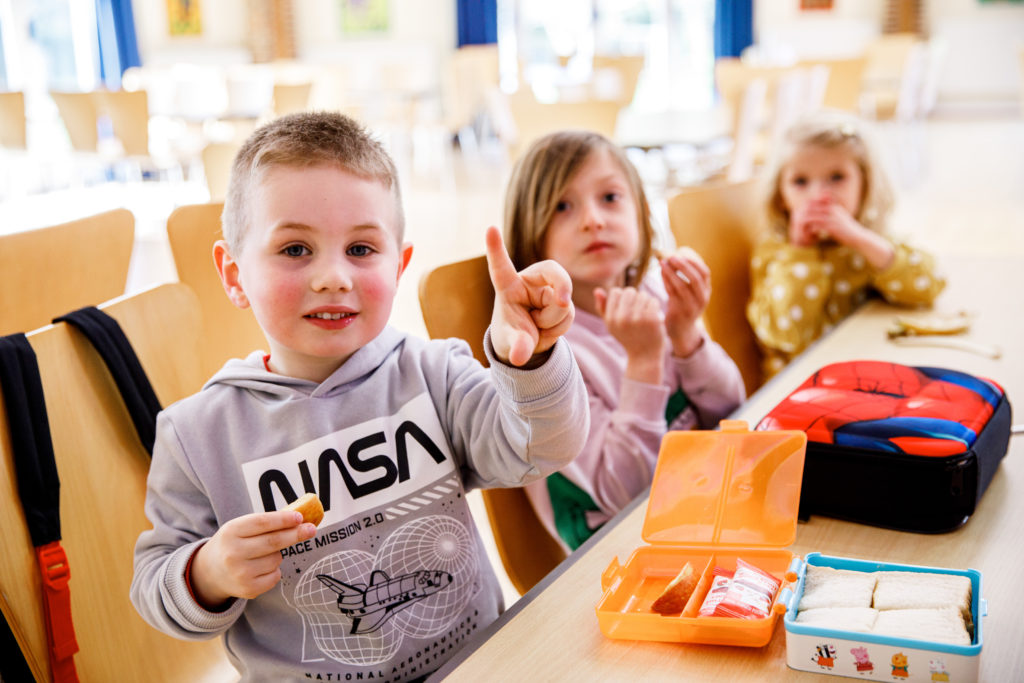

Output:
xmin=891 ymin=652 xmax=910 ymax=678
xmin=813 ymin=643 xmax=837 ymax=669
xmin=850 ymin=646 xmax=874 ymax=673
xmin=929 ymin=658 xmax=950 ymax=681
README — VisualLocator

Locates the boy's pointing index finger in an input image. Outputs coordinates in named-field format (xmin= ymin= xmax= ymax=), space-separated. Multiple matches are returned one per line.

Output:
xmin=484 ymin=226 xmax=519 ymax=291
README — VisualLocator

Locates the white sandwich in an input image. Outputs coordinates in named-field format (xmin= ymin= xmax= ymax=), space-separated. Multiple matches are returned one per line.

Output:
xmin=873 ymin=571 xmax=972 ymax=623
xmin=797 ymin=565 xmax=877 ymax=611
xmin=794 ymin=607 xmax=878 ymax=632
xmin=871 ymin=606 xmax=971 ymax=646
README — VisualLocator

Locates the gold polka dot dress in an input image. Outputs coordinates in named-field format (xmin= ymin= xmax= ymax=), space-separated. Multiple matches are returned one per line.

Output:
xmin=747 ymin=236 xmax=946 ymax=379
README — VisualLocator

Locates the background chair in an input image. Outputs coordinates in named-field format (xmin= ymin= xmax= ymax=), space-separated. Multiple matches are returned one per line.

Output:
xmin=0 ymin=209 xmax=135 ymax=336
xmin=418 ymin=255 xmax=567 ymax=595
xmin=0 ymin=91 xmax=27 ymax=150
xmin=798 ymin=56 xmax=868 ymax=111
xmin=0 ymin=283 xmax=235 ymax=682
xmin=166 ymin=202 xmax=268 ymax=379
xmin=496 ymin=87 xmax=622 ymax=160
xmin=200 ymin=142 xmax=239 ymax=201
xmin=272 ymin=81 xmax=313 ymax=117
xmin=667 ymin=177 xmax=765 ymax=395
xmin=48 ymin=91 xmax=100 ymax=153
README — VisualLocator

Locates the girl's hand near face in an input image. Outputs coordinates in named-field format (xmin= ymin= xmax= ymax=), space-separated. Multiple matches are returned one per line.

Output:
xmin=485 ymin=226 xmax=574 ymax=367
xmin=594 ymin=286 xmax=665 ymax=386
xmin=660 ymin=248 xmax=710 ymax=357
xmin=791 ymin=198 xmax=895 ymax=270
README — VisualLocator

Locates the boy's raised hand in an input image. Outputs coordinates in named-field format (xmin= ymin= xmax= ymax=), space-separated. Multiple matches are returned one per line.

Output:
xmin=191 ymin=510 xmax=317 ymax=609
xmin=485 ymin=226 xmax=574 ymax=367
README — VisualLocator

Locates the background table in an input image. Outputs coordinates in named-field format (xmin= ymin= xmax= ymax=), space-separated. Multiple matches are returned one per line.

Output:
xmin=433 ymin=252 xmax=1024 ymax=681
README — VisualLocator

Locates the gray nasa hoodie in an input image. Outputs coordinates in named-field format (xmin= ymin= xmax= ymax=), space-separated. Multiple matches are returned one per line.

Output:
xmin=130 ymin=326 xmax=588 ymax=682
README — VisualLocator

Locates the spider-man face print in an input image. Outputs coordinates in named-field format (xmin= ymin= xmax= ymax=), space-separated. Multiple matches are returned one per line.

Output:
xmin=756 ymin=361 xmax=1003 ymax=457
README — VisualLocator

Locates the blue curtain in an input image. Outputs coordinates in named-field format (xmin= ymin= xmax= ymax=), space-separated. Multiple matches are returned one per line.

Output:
xmin=96 ymin=0 xmax=142 ymax=88
xmin=456 ymin=0 xmax=497 ymax=47
xmin=713 ymin=0 xmax=753 ymax=59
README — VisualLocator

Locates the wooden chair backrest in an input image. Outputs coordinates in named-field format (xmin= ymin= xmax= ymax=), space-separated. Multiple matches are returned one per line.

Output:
xmin=0 ymin=209 xmax=135 ymax=336
xmin=272 ymin=82 xmax=313 ymax=117
xmin=667 ymin=177 xmax=765 ymax=395
xmin=0 ymin=283 xmax=235 ymax=682
xmin=417 ymin=256 xmax=566 ymax=596
xmin=591 ymin=54 xmax=645 ymax=106
xmin=93 ymin=89 xmax=150 ymax=157
xmin=200 ymin=142 xmax=239 ymax=202
xmin=502 ymin=88 xmax=622 ymax=159
xmin=798 ymin=56 xmax=868 ymax=111
xmin=49 ymin=91 xmax=100 ymax=152
xmin=0 ymin=90 xmax=27 ymax=149
xmin=166 ymin=203 xmax=268 ymax=379
xmin=714 ymin=58 xmax=793 ymax=135
xmin=443 ymin=44 xmax=501 ymax=131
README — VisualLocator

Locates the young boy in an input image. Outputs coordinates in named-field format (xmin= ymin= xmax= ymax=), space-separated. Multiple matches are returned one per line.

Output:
xmin=130 ymin=112 xmax=588 ymax=682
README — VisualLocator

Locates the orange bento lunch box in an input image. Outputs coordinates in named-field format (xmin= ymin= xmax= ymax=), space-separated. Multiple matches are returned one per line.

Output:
xmin=595 ymin=420 xmax=807 ymax=646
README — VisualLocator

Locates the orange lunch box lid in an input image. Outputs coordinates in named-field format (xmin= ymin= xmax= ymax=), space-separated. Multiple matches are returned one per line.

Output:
xmin=642 ymin=420 xmax=807 ymax=550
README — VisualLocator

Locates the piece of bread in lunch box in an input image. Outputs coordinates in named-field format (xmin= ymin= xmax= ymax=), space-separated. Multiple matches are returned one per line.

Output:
xmin=871 ymin=606 xmax=971 ymax=646
xmin=797 ymin=565 xmax=877 ymax=610
xmin=794 ymin=607 xmax=879 ymax=632
xmin=872 ymin=571 xmax=972 ymax=621
xmin=286 ymin=492 xmax=325 ymax=527
xmin=651 ymin=562 xmax=698 ymax=616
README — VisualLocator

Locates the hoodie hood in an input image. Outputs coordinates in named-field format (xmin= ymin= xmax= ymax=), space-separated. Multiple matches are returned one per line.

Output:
xmin=203 ymin=326 xmax=407 ymax=400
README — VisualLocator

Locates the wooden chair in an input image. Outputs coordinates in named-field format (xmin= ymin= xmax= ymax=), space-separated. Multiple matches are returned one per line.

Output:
xmin=272 ymin=81 xmax=313 ymax=117
xmin=200 ymin=142 xmax=239 ymax=201
xmin=499 ymin=87 xmax=622 ymax=160
xmin=92 ymin=89 xmax=150 ymax=157
xmin=0 ymin=283 xmax=235 ymax=682
xmin=0 ymin=91 xmax=27 ymax=149
xmin=667 ymin=177 xmax=765 ymax=395
xmin=49 ymin=91 xmax=100 ymax=152
xmin=591 ymin=54 xmax=645 ymax=107
xmin=418 ymin=256 xmax=567 ymax=596
xmin=166 ymin=203 xmax=268 ymax=379
xmin=798 ymin=56 xmax=868 ymax=112
xmin=0 ymin=209 xmax=135 ymax=336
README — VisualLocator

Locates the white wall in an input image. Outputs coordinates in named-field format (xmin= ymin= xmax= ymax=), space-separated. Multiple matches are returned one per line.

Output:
xmin=132 ymin=0 xmax=455 ymax=68
xmin=928 ymin=0 xmax=1024 ymax=103
xmin=755 ymin=0 xmax=1024 ymax=105
xmin=134 ymin=0 xmax=252 ymax=64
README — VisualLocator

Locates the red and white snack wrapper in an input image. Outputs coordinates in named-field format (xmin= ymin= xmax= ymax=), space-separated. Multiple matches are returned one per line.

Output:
xmin=698 ymin=567 xmax=735 ymax=617
xmin=712 ymin=558 xmax=781 ymax=619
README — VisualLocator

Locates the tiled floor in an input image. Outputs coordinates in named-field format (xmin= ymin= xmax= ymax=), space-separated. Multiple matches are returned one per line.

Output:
xmin=3 ymin=107 xmax=1022 ymax=610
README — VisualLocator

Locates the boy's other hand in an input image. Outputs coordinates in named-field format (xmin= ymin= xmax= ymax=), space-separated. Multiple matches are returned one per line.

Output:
xmin=485 ymin=226 xmax=574 ymax=367
xmin=191 ymin=510 xmax=317 ymax=609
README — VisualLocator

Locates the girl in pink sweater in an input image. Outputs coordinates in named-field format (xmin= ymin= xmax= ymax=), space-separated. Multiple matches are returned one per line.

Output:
xmin=503 ymin=131 xmax=745 ymax=550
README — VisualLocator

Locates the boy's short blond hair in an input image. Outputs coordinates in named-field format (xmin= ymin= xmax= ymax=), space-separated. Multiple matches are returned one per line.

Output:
xmin=503 ymin=130 xmax=654 ymax=287
xmin=222 ymin=112 xmax=405 ymax=251
xmin=764 ymin=110 xmax=894 ymax=238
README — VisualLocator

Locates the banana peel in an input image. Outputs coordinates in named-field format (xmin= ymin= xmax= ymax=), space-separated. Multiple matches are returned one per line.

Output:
xmin=887 ymin=311 xmax=972 ymax=339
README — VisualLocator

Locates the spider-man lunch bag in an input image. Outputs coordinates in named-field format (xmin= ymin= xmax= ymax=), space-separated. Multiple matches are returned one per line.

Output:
xmin=755 ymin=360 xmax=1012 ymax=533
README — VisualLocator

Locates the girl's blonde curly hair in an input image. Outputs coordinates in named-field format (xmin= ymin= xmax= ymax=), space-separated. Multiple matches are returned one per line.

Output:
xmin=764 ymin=110 xmax=894 ymax=239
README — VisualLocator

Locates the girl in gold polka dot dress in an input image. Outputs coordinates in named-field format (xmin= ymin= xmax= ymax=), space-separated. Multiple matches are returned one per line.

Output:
xmin=746 ymin=111 xmax=945 ymax=380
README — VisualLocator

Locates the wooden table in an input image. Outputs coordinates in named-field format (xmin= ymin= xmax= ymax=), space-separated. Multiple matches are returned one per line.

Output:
xmin=432 ymin=253 xmax=1024 ymax=681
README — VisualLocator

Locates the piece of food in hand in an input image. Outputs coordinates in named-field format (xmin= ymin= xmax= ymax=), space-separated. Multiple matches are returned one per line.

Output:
xmin=651 ymin=562 xmax=697 ymax=615
xmin=285 ymin=492 xmax=324 ymax=527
